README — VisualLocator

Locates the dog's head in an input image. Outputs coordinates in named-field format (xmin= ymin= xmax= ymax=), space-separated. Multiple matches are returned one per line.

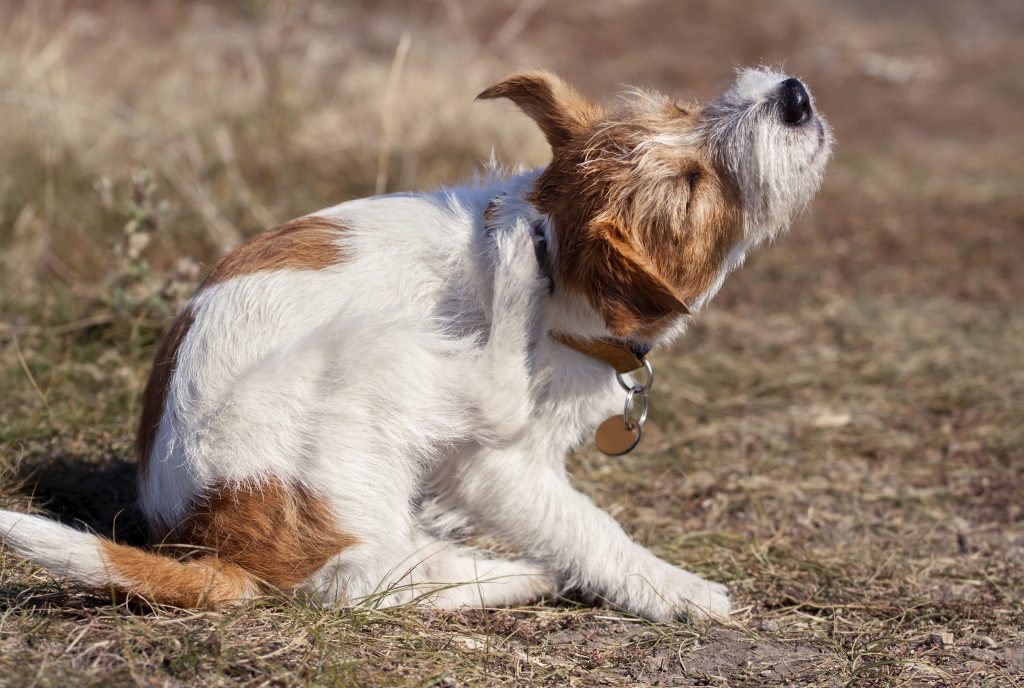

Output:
xmin=479 ymin=68 xmax=832 ymax=338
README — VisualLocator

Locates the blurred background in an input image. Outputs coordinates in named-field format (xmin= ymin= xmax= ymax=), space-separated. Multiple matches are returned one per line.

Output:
xmin=1 ymin=0 xmax=1021 ymax=300
xmin=0 ymin=1 xmax=1021 ymax=685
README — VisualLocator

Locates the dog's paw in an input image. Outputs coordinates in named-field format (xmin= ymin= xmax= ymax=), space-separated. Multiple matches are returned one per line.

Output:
xmin=623 ymin=566 xmax=732 ymax=623
xmin=673 ymin=575 xmax=732 ymax=621
xmin=491 ymin=223 xmax=549 ymax=302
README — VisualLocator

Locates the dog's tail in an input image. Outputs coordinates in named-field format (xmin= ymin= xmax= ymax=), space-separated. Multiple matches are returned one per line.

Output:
xmin=0 ymin=509 xmax=259 ymax=607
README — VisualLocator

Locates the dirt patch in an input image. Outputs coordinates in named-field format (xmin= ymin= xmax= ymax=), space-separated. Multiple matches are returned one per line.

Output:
xmin=547 ymin=622 xmax=836 ymax=686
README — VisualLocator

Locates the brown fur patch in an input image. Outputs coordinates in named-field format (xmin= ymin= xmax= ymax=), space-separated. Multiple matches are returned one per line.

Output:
xmin=482 ymin=73 xmax=744 ymax=337
xmin=530 ymin=96 xmax=742 ymax=336
xmin=102 ymin=542 xmax=260 ymax=608
xmin=477 ymin=71 xmax=604 ymax=150
xmin=570 ymin=220 xmax=692 ymax=335
xmin=200 ymin=215 xmax=347 ymax=288
xmin=161 ymin=480 xmax=357 ymax=591
xmin=136 ymin=309 xmax=194 ymax=477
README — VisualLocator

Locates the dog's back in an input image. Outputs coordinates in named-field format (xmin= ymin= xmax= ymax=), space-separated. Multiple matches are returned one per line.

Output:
xmin=1 ymin=180 xmax=533 ymax=606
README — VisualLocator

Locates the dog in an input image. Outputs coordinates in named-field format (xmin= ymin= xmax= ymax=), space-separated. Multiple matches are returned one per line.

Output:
xmin=0 ymin=68 xmax=831 ymax=621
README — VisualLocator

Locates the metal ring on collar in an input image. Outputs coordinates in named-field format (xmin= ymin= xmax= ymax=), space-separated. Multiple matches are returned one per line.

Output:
xmin=616 ymin=357 xmax=654 ymax=394
xmin=623 ymin=385 xmax=650 ymax=429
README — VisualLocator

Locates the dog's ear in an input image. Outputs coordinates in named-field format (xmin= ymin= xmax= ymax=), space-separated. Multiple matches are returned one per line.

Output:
xmin=572 ymin=220 xmax=691 ymax=336
xmin=477 ymin=70 xmax=603 ymax=150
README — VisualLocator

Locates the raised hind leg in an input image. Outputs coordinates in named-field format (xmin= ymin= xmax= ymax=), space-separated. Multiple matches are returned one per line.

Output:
xmin=469 ymin=219 xmax=550 ymax=444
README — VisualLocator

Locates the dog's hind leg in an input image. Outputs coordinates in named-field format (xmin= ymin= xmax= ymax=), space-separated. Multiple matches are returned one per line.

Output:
xmin=473 ymin=221 xmax=549 ymax=443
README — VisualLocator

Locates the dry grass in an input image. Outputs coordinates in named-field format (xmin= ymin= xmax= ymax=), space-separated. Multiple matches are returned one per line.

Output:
xmin=1 ymin=0 xmax=1022 ymax=686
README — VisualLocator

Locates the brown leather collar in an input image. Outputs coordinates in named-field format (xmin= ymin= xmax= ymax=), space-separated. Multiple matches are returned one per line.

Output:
xmin=514 ymin=205 xmax=650 ymax=375
xmin=552 ymin=333 xmax=649 ymax=374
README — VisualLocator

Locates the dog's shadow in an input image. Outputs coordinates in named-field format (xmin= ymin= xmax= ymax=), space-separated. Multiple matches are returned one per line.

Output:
xmin=1 ymin=454 xmax=149 ymax=610
xmin=12 ymin=453 xmax=147 ymax=547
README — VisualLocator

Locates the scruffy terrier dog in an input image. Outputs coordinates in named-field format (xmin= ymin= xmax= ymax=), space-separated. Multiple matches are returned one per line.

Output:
xmin=0 ymin=68 xmax=831 ymax=621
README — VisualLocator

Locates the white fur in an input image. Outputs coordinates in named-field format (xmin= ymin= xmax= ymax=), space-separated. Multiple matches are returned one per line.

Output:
xmin=699 ymin=67 xmax=833 ymax=248
xmin=0 ymin=70 xmax=832 ymax=621
xmin=0 ymin=511 xmax=122 ymax=587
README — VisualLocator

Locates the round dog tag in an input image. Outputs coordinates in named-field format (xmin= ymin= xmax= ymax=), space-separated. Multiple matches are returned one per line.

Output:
xmin=595 ymin=415 xmax=642 ymax=456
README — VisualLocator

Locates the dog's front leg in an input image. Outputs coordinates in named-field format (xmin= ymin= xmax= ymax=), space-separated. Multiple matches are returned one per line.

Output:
xmin=451 ymin=445 xmax=731 ymax=621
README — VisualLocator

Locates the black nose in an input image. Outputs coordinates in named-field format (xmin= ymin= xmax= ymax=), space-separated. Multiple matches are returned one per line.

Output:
xmin=780 ymin=78 xmax=812 ymax=124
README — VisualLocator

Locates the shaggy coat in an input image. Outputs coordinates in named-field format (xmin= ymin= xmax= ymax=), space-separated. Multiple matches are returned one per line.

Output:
xmin=0 ymin=68 xmax=831 ymax=621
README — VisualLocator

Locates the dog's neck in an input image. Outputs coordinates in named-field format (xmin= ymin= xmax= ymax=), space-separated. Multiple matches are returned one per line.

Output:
xmin=483 ymin=175 xmax=676 ymax=374
xmin=526 ymin=210 xmax=652 ymax=374
xmin=522 ymin=207 xmax=658 ymax=458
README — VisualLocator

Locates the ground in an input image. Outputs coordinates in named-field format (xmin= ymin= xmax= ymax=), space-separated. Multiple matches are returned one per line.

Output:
xmin=0 ymin=1 xmax=1022 ymax=686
